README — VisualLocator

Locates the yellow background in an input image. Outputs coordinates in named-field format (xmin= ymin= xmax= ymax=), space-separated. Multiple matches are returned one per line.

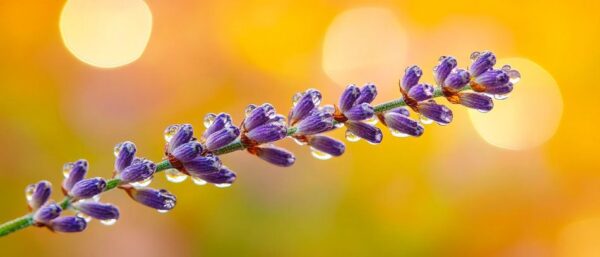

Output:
xmin=0 ymin=0 xmax=598 ymax=256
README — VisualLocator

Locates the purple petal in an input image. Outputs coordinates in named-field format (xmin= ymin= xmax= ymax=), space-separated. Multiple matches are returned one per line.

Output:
xmin=200 ymin=166 xmax=237 ymax=185
xmin=69 ymin=177 xmax=106 ymax=199
xmin=120 ymin=159 xmax=156 ymax=184
xmin=338 ymin=85 xmax=361 ymax=112
xmin=295 ymin=111 xmax=334 ymax=135
xmin=474 ymin=69 xmax=509 ymax=88
xmin=407 ymin=83 xmax=434 ymax=102
xmin=129 ymin=188 xmax=176 ymax=211
xmin=203 ymin=113 xmax=232 ymax=139
xmin=27 ymin=180 xmax=52 ymax=209
xmin=401 ymin=65 xmax=422 ymax=92
xmin=484 ymin=82 xmax=514 ymax=95
xmin=183 ymin=155 xmax=222 ymax=176
xmin=114 ymin=141 xmax=136 ymax=173
xmin=417 ymin=101 xmax=453 ymax=125
xmin=255 ymin=146 xmax=296 ymax=167
xmin=73 ymin=201 xmax=119 ymax=220
xmin=443 ymin=69 xmax=470 ymax=90
xmin=244 ymin=103 xmax=276 ymax=132
xmin=309 ymin=135 xmax=345 ymax=157
xmin=289 ymin=89 xmax=321 ymax=124
xmin=343 ymin=103 xmax=374 ymax=121
xmin=458 ymin=93 xmax=494 ymax=112
xmin=171 ymin=141 xmax=203 ymax=162
xmin=388 ymin=107 xmax=410 ymax=116
xmin=434 ymin=56 xmax=457 ymax=86
xmin=470 ymin=51 xmax=496 ymax=77
xmin=346 ymin=121 xmax=383 ymax=144
xmin=383 ymin=112 xmax=424 ymax=137
xmin=246 ymin=123 xmax=287 ymax=144
xmin=354 ymin=83 xmax=378 ymax=105
xmin=63 ymin=160 xmax=89 ymax=192
xmin=205 ymin=126 xmax=240 ymax=151
xmin=50 ymin=216 xmax=87 ymax=233
xmin=168 ymin=124 xmax=193 ymax=153
xmin=33 ymin=203 xmax=62 ymax=224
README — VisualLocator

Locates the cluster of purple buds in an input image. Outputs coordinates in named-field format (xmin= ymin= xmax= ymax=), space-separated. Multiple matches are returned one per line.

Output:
xmin=26 ymin=181 xmax=85 ymax=233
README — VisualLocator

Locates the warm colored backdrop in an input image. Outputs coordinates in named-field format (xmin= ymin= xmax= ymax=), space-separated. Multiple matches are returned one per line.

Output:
xmin=0 ymin=0 xmax=598 ymax=256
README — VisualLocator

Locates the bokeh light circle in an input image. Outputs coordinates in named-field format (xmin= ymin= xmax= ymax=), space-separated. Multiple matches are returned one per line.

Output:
xmin=59 ymin=0 xmax=153 ymax=68
xmin=322 ymin=7 xmax=408 ymax=92
xmin=468 ymin=57 xmax=563 ymax=150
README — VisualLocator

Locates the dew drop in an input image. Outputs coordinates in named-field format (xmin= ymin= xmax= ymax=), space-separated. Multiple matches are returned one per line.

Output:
xmin=494 ymin=94 xmax=509 ymax=100
xmin=292 ymin=137 xmax=307 ymax=146
xmin=203 ymin=113 xmax=217 ymax=128
xmin=76 ymin=212 xmax=92 ymax=222
xmin=130 ymin=176 xmax=153 ymax=188
xmin=244 ymin=104 xmax=257 ymax=117
xmin=390 ymin=129 xmax=410 ymax=138
xmin=320 ymin=104 xmax=335 ymax=114
xmin=62 ymin=162 xmax=74 ymax=178
xmin=165 ymin=169 xmax=188 ymax=183
xmin=365 ymin=116 xmax=379 ymax=125
xmin=334 ymin=122 xmax=345 ymax=128
xmin=345 ymin=130 xmax=361 ymax=142
xmin=191 ymin=176 xmax=207 ymax=186
xmin=163 ymin=125 xmax=180 ymax=142
xmin=292 ymin=92 xmax=303 ymax=106
xmin=157 ymin=209 xmax=169 ymax=214
xmin=419 ymin=115 xmax=434 ymax=125
xmin=25 ymin=184 xmax=35 ymax=201
xmin=507 ymin=69 xmax=521 ymax=84
xmin=100 ymin=219 xmax=117 ymax=226
xmin=501 ymin=64 xmax=511 ymax=71
xmin=470 ymin=51 xmax=481 ymax=61
xmin=92 ymin=195 xmax=101 ymax=202
xmin=215 ymin=183 xmax=232 ymax=188
xmin=310 ymin=147 xmax=332 ymax=160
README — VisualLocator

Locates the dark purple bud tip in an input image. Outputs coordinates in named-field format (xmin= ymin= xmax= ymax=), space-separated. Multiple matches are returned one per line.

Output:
xmin=172 ymin=141 xmax=203 ymax=162
xmin=383 ymin=112 xmax=424 ymax=137
xmin=200 ymin=166 xmax=237 ymax=186
xmin=344 ymin=103 xmax=374 ymax=121
xmin=355 ymin=83 xmax=378 ymax=105
xmin=33 ymin=203 xmax=62 ymax=224
xmin=418 ymin=101 xmax=453 ymax=125
xmin=295 ymin=111 xmax=333 ymax=135
xmin=120 ymin=159 xmax=156 ymax=184
xmin=69 ymin=177 xmax=106 ymax=199
xmin=50 ymin=216 xmax=87 ymax=233
xmin=205 ymin=125 xmax=240 ymax=151
xmin=338 ymin=85 xmax=361 ymax=112
xmin=309 ymin=135 xmax=345 ymax=157
xmin=254 ymin=146 xmax=296 ymax=167
xmin=407 ymin=83 xmax=434 ymax=102
xmin=346 ymin=121 xmax=383 ymax=144
xmin=290 ymin=89 xmax=321 ymax=124
xmin=470 ymin=51 xmax=496 ymax=77
xmin=130 ymin=188 xmax=176 ymax=211
xmin=26 ymin=180 xmax=52 ymax=210
xmin=114 ymin=141 xmax=136 ymax=173
xmin=246 ymin=123 xmax=287 ymax=144
xmin=475 ymin=69 xmax=509 ymax=88
xmin=434 ymin=56 xmax=457 ymax=86
xmin=401 ymin=65 xmax=422 ymax=92
xmin=203 ymin=113 xmax=233 ymax=139
xmin=458 ymin=93 xmax=494 ymax=112
xmin=443 ymin=69 xmax=471 ymax=90
xmin=73 ymin=201 xmax=120 ymax=220
xmin=183 ymin=155 xmax=222 ymax=176
xmin=167 ymin=124 xmax=194 ymax=153
xmin=244 ymin=103 xmax=276 ymax=132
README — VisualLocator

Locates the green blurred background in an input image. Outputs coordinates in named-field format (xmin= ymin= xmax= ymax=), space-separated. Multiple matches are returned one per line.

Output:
xmin=0 ymin=0 xmax=599 ymax=256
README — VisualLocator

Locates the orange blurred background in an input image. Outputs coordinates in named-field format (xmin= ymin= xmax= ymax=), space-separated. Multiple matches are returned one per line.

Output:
xmin=0 ymin=0 xmax=598 ymax=256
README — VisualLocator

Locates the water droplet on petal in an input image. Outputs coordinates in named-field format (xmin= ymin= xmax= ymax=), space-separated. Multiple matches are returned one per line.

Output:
xmin=244 ymin=104 xmax=257 ymax=117
xmin=157 ymin=209 xmax=169 ymax=214
xmin=203 ymin=113 xmax=217 ymax=128
xmin=507 ymin=69 xmax=521 ymax=84
xmin=76 ymin=212 xmax=92 ymax=222
xmin=163 ymin=125 xmax=180 ymax=142
xmin=501 ymin=64 xmax=512 ymax=71
xmin=364 ymin=116 xmax=379 ymax=125
xmin=92 ymin=195 xmax=101 ymax=202
xmin=345 ymin=130 xmax=361 ymax=142
xmin=494 ymin=94 xmax=509 ymax=100
xmin=292 ymin=92 xmax=303 ymax=106
xmin=292 ymin=137 xmax=307 ymax=146
xmin=100 ymin=219 xmax=117 ymax=226
xmin=62 ymin=162 xmax=74 ymax=178
xmin=165 ymin=169 xmax=188 ymax=183
xmin=419 ymin=115 xmax=434 ymax=125
xmin=215 ymin=183 xmax=232 ymax=188
xmin=320 ymin=104 xmax=335 ymax=114
xmin=310 ymin=147 xmax=332 ymax=160
xmin=390 ymin=129 xmax=409 ymax=138
xmin=130 ymin=176 xmax=153 ymax=188
xmin=334 ymin=122 xmax=345 ymax=128
xmin=470 ymin=51 xmax=481 ymax=61
xmin=25 ymin=184 xmax=35 ymax=201
xmin=191 ymin=176 xmax=207 ymax=186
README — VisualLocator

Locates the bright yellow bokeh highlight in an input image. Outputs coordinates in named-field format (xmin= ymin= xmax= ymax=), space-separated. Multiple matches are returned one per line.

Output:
xmin=322 ymin=7 xmax=408 ymax=91
xmin=468 ymin=57 xmax=563 ymax=150
xmin=59 ymin=0 xmax=153 ymax=68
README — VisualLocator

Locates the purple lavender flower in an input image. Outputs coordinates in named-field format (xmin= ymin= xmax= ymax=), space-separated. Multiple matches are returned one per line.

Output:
xmin=380 ymin=107 xmax=424 ymax=137
xmin=443 ymin=69 xmax=471 ymax=91
xmin=344 ymin=103 xmax=374 ymax=121
xmin=245 ymin=122 xmax=287 ymax=144
xmin=171 ymin=141 xmax=203 ymax=162
xmin=26 ymin=180 xmax=52 ymax=210
xmin=198 ymin=166 xmax=237 ymax=186
xmin=202 ymin=113 xmax=233 ymax=140
xmin=114 ymin=142 xmax=135 ymax=174
xmin=63 ymin=160 xmax=89 ymax=193
xmin=470 ymin=51 xmax=496 ymax=77
xmin=49 ymin=216 xmax=87 ymax=233
xmin=345 ymin=121 xmax=383 ymax=144
xmin=253 ymin=146 xmax=296 ymax=167
xmin=243 ymin=104 xmax=276 ymax=132
xmin=417 ymin=100 xmax=453 ymax=125
xmin=294 ymin=111 xmax=333 ymax=136
xmin=407 ymin=84 xmax=434 ymax=102
xmin=205 ymin=125 xmax=240 ymax=151
xmin=335 ymin=84 xmax=382 ymax=143
xmin=72 ymin=201 xmax=119 ymax=221
xmin=434 ymin=56 xmax=457 ymax=86
xmin=127 ymin=188 xmax=176 ymax=211
xmin=289 ymin=89 xmax=322 ymax=125
xmin=401 ymin=66 xmax=423 ymax=92
xmin=33 ymin=203 xmax=62 ymax=224
xmin=355 ymin=83 xmax=377 ymax=105
xmin=182 ymin=154 xmax=222 ymax=176
xmin=338 ymin=85 xmax=360 ymax=112
xmin=308 ymin=135 xmax=345 ymax=157
xmin=69 ymin=178 xmax=106 ymax=199
xmin=119 ymin=158 xmax=156 ymax=184
xmin=457 ymin=92 xmax=494 ymax=112
xmin=167 ymin=124 xmax=194 ymax=153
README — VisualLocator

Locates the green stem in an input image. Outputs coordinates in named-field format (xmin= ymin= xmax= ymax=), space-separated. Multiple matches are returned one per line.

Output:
xmin=0 ymin=214 xmax=33 ymax=237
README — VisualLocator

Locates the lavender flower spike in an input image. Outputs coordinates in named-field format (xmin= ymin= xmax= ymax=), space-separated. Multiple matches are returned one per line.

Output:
xmin=127 ymin=188 xmax=177 ymax=211
xmin=26 ymin=180 xmax=52 ymax=210
xmin=253 ymin=146 xmax=296 ymax=167
xmin=69 ymin=177 xmax=106 ymax=199
xmin=73 ymin=201 xmax=120 ymax=221
xmin=33 ymin=203 xmax=62 ymax=224
xmin=49 ymin=216 xmax=87 ymax=233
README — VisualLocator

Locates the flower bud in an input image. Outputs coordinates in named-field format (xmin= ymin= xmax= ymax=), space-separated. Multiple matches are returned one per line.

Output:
xmin=199 ymin=166 xmax=237 ymax=185
xmin=417 ymin=101 xmax=453 ymax=125
xmin=254 ymin=146 xmax=296 ymax=167
xmin=338 ymin=85 xmax=360 ymax=112
xmin=69 ymin=177 xmax=106 ymax=199
xmin=244 ymin=104 xmax=275 ymax=131
xmin=73 ymin=201 xmax=119 ymax=220
xmin=49 ymin=216 xmax=87 ymax=233
xmin=346 ymin=121 xmax=383 ymax=144
xmin=203 ymin=113 xmax=232 ymax=139
xmin=401 ymin=65 xmax=422 ymax=92
xmin=114 ymin=142 xmax=136 ymax=173
xmin=434 ymin=56 xmax=457 ymax=86
xmin=295 ymin=111 xmax=333 ymax=135
xmin=171 ymin=141 xmax=203 ymax=162
xmin=183 ymin=155 xmax=222 ymax=176
xmin=344 ymin=103 xmax=374 ymax=121
xmin=205 ymin=126 xmax=240 ymax=151
xmin=289 ymin=89 xmax=321 ymax=124
xmin=458 ymin=92 xmax=494 ymax=112
xmin=407 ymin=84 xmax=434 ymax=102
xmin=383 ymin=112 xmax=424 ymax=137
xmin=246 ymin=123 xmax=287 ymax=144
xmin=120 ymin=159 xmax=156 ymax=184
xmin=128 ymin=188 xmax=176 ymax=211
xmin=443 ymin=69 xmax=470 ymax=90
xmin=470 ymin=51 xmax=496 ymax=77
xmin=33 ymin=203 xmax=62 ymax=224
xmin=167 ymin=124 xmax=194 ymax=153
xmin=354 ymin=83 xmax=377 ymax=105
xmin=26 ymin=180 xmax=52 ymax=210
xmin=309 ymin=135 xmax=345 ymax=157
